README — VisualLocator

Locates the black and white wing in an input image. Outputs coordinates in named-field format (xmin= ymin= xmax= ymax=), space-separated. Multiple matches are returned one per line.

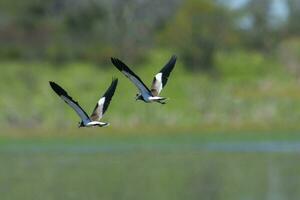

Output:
xmin=90 ymin=78 xmax=118 ymax=121
xmin=150 ymin=55 xmax=177 ymax=96
xmin=111 ymin=58 xmax=152 ymax=96
xmin=49 ymin=81 xmax=90 ymax=124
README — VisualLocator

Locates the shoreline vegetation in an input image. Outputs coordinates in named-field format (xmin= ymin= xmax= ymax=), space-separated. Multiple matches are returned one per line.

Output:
xmin=1 ymin=50 xmax=300 ymax=131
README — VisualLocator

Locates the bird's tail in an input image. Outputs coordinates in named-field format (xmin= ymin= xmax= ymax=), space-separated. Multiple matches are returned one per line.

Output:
xmin=149 ymin=96 xmax=168 ymax=104
xmin=99 ymin=122 xmax=110 ymax=127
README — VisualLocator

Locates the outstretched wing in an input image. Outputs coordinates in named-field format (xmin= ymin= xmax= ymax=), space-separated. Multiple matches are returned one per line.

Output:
xmin=90 ymin=78 xmax=118 ymax=121
xmin=151 ymin=55 xmax=177 ymax=96
xmin=111 ymin=58 xmax=151 ymax=96
xmin=49 ymin=81 xmax=90 ymax=124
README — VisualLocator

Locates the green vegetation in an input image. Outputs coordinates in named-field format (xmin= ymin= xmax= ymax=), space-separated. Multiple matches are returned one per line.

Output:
xmin=1 ymin=0 xmax=300 ymax=70
xmin=1 ymin=49 xmax=300 ymax=131
xmin=1 ymin=0 xmax=300 ymax=131
xmin=2 ymin=1 xmax=300 ymax=199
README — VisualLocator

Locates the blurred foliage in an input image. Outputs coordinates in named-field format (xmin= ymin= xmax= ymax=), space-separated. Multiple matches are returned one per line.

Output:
xmin=286 ymin=0 xmax=300 ymax=36
xmin=1 ymin=49 xmax=300 ymax=130
xmin=0 ymin=0 xmax=299 ymax=70
xmin=1 ymin=0 xmax=300 ymax=130
xmin=278 ymin=37 xmax=300 ymax=77
xmin=241 ymin=0 xmax=275 ymax=50
xmin=0 ymin=0 xmax=180 ymax=63
xmin=215 ymin=50 xmax=281 ymax=81
xmin=158 ymin=0 xmax=236 ymax=71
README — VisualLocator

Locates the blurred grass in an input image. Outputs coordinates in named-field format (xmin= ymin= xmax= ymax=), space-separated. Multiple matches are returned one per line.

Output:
xmin=1 ymin=49 xmax=300 ymax=131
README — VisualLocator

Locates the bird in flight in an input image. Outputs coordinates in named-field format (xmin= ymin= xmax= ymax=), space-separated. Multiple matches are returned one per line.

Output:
xmin=49 ymin=78 xmax=118 ymax=127
xmin=111 ymin=55 xmax=176 ymax=104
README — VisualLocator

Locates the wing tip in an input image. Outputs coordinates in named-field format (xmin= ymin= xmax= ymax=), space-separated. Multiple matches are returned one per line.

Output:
xmin=110 ymin=77 xmax=118 ymax=87
xmin=105 ymin=77 xmax=118 ymax=96
xmin=110 ymin=57 xmax=116 ymax=63
xmin=111 ymin=76 xmax=118 ymax=81
xmin=49 ymin=81 xmax=66 ymax=96
xmin=49 ymin=81 xmax=55 ymax=86
xmin=111 ymin=57 xmax=124 ymax=71
xmin=49 ymin=81 xmax=58 ymax=90
xmin=170 ymin=55 xmax=177 ymax=63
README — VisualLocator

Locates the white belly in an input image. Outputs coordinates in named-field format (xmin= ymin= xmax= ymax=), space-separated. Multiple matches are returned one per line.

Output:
xmin=148 ymin=96 xmax=165 ymax=101
xmin=86 ymin=121 xmax=109 ymax=127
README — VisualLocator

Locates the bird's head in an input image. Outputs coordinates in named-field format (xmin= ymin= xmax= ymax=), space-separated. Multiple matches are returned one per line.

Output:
xmin=78 ymin=121 xmax=84 ymax=128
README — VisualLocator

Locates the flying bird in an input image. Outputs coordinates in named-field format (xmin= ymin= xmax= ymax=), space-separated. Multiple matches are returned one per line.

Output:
xmin=49 ymin=78 xmax=118 ymax=127
xmin=111 ymin=55 xmax=176 ymax=104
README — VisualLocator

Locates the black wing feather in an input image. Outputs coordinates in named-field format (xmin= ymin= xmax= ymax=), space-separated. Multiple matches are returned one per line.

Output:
xmin=159 ymin=55 xmax=177 ymax=87
xmin=111 ymin=58 xmax=151 ymax=93
xmin=98 ymin=78 xmax=118 ymax=116
xmin=49 ymin=81 xmax=90 ymax=118
xmin=102 ymin=78 xmax=118 ymax=115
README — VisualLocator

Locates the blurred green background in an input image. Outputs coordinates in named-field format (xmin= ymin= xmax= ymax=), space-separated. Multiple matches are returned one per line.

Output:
xmin=1 ymin=0 xmax=300 ymax=199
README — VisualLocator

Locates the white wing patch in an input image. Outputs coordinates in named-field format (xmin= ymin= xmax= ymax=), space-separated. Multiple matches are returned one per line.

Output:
xmin=98 ymin=97 xmax=105 ymax=107
xmin=90 ymin=97 xmax=106 ymax=121
xmin=155 ymin=73 xmax=163 ymax=94
xmin=97 ymin=97 xmax=106 ymax=119
xmin=151 ymin=73 xmax=163 ymax=96
xmin=61 ymin=95 xmax=91 ymax=124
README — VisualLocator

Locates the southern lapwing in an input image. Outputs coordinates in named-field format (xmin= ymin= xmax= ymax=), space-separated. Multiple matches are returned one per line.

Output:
xmin=111 ymin=55 xmax=176 ymax=104
xmin=49 ymin=78 xmax=118 ymax=127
